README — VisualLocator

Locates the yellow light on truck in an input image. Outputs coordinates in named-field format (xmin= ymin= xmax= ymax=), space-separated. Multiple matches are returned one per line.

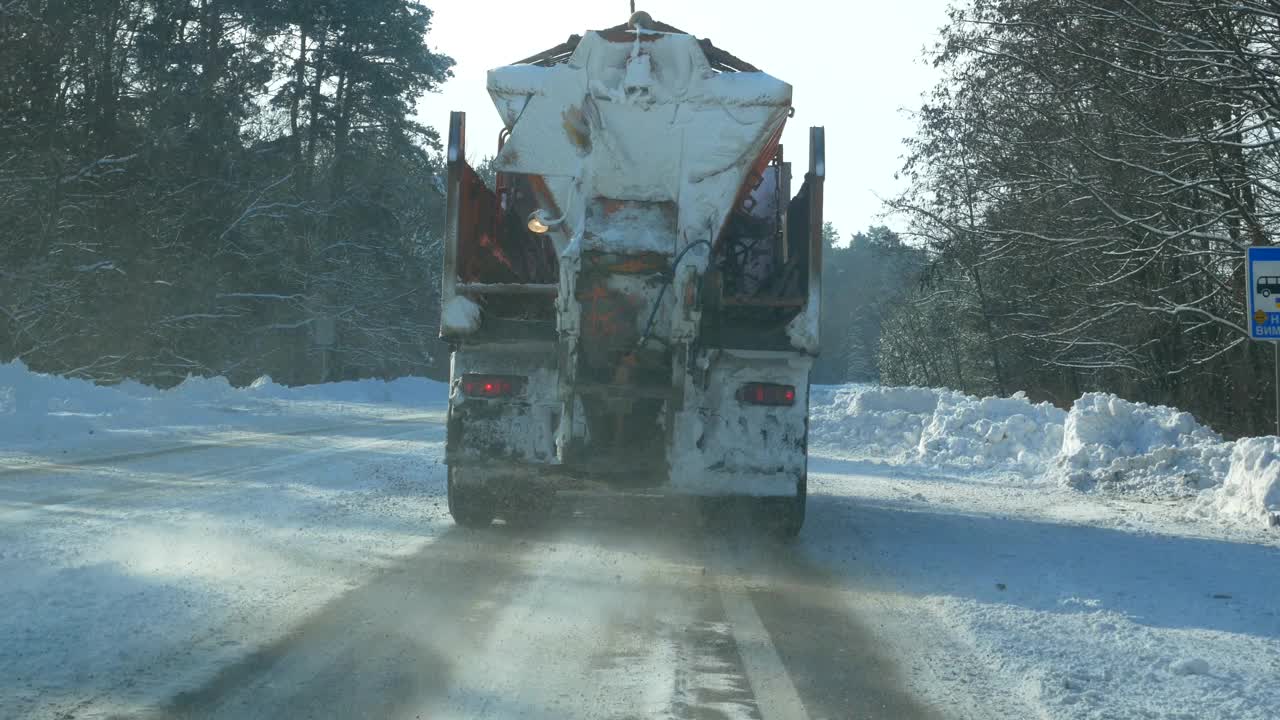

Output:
xmin=527 ymin=211 xmax=550 ymax=234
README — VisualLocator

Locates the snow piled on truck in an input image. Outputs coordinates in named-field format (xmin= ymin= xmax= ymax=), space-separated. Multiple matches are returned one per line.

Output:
xmin=811 ymin=383 xmax=1279 ymax=528
xmin=441 ymin=295 xmax=482 ymax=335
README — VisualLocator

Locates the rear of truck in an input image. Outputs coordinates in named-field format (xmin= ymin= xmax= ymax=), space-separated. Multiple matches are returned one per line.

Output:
xmin=439 ymin=15 xmax=824 ymax=536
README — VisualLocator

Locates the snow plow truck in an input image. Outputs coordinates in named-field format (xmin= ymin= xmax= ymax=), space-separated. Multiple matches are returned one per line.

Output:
xmin=439 ymin=12 xmax=824 ymax=537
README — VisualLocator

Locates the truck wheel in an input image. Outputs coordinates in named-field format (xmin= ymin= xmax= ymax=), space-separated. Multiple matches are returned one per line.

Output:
xmin=448 ymin=467 xmax=495 ymax=528
xmin=759 ymin=476 xmax=806 ymax=540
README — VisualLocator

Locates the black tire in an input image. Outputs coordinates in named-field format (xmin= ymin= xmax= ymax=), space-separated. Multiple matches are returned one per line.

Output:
xmin=447 ymin=466 xmax=495 ymax=528
xmin=1265 ymin=289 xmax=1272 ymax=298
xmin=759 ymin=474 xmax=806 ymax=540
xmin=697 ymin=476 xmax=806 ymax=540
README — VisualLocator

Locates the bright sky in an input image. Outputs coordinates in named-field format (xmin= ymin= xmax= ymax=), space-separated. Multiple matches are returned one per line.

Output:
xmin=416 ymin=1 xmax=951 ymax=238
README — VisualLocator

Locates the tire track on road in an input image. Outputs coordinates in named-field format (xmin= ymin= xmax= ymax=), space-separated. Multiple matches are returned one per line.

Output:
xmin=705 ymin=532 xmax=946 ymax=720
xmin=158 ymin=528 xmax=536 ymax=720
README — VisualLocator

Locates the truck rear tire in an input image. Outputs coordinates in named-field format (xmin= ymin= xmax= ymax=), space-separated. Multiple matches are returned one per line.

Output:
xmin=448 ymin=467 xmax=495 ymax=528
xmin=759 ymin=476 xmax=806 ymax=540
xmin=696 ymin=475 xmax=806 ymax=540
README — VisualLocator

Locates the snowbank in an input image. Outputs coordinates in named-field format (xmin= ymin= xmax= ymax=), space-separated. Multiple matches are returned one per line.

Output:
xmin=810 ymin=385 xmax=1064 ymax=470
xmin=1209 ymin=438 xmax=1280 ymax=527
xmin=239 ymin=373 xmax=447 ymax=406
xmin=810 ymin=386 xmax=935 ymax=462
xmin=920 ymin=392 xmax=1065 ymax=469
xmin=0 ymin=361 xmax=447 ymax=455
xmin=1056 ymin=393 xmax=1232 ymax=499
xmin=810 ymin=383 xmax=1275 ymax=528
xmin=0 ymin=360 xmax=149 ymax=446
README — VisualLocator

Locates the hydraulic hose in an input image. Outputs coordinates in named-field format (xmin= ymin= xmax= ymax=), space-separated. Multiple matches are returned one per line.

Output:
xmin=634 ymin=239 xmax=712 ymax=351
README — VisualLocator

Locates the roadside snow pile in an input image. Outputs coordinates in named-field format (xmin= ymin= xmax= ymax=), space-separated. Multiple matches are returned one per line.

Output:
xmin=238 ymin=373 xmax=447 ymax=406
xmin=1056 ymin=394 xmax=1232 ymax=499
xmin=853 ymin=386 xmax=941 ymax=414
xmin=0 ymin=360 xmax=150 ymax=443
xmin=806 ymin=384 xmax=866 ymax=415
xmin=810 ymin=386 xmax=938 ymax=462
xmin=920 ymin=392 xmax=1065 ymax=468
xmin=1208 ymin=438 xmax=1280 ymax=527
xmin=810 ymin=385 xmax=1064 ymax=470
xmin=810 ymin=384 xmax=1277 ymax=527
xmin=0 ymin=360 xmax=447 ymax=453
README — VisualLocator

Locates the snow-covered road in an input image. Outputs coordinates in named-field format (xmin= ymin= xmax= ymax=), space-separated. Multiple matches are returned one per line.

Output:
xmin=0 ymin=412 xmax=965 ymax=720
xmin=1 ymin=367 xmax=1277 ymax=719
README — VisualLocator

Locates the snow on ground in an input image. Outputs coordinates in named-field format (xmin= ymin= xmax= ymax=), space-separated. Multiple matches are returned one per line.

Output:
xmin=0 ymin=360 xmax=447 ymax=463
xmin=808 ymin=383 xmax=1280 ymax=720
xmin=1213 ymin=438 xmax=1280 ymax=528
xmin=0 ymin=363 xmax=452 ymax=719
xmin=1059 ymin=393 xmax=1233 ymax=501
xmin=811 ymin=385 xmax=1066 ymax=470
xmin=804 ymin=463 xmax=1280 ymax=720
xmin=2 ymin=364 xmax=1278 ymax=719
xmin=813 ymin=383 xmax=1279 ymax=528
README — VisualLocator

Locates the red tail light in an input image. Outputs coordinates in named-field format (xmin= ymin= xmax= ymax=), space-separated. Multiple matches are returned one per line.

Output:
xmin=737 ymin=383 xmax=796 ymax=407
xmin=460 ymin=374 xmax=524 ymax=398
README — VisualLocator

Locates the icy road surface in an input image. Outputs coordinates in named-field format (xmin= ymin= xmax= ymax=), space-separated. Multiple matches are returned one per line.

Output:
xmin=1 ymin=376 xmax=1277 ymax=719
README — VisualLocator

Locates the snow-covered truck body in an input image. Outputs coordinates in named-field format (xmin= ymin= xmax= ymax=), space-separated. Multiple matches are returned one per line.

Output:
xmin=439 ymin=13 xmax=824 ymax=535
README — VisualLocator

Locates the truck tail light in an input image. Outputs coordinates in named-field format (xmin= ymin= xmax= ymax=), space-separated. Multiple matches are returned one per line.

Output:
xmin=460 ymin=374 xmax=524 ymax=398
xmin=738 ymin=383 xmax=796 ymax=407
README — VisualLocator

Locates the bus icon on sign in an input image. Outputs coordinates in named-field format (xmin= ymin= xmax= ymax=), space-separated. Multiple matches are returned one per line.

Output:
xmin=1258 ymin=276 xmax=1280 ymax=298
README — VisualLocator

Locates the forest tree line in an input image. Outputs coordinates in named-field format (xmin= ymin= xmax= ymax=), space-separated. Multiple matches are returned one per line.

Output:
xmin=0 ymin=0 xmax=921 ymax=393
xmin=8 ymin=0 xmax=1273 ymax=439
xmin=0 ymin=0 xmax=453 ymax=386
xmin=882 ymin=0 xmax=1280 ymax=437
xmin=815 ymin=223 xmax=924 ymax=385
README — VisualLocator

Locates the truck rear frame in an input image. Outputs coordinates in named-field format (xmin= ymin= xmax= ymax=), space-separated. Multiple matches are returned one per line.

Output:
xmin=439 ymin=16 xmax=824 ymax=536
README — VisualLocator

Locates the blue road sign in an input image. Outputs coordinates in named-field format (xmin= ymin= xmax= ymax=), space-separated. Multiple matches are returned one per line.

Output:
xmin=1247 ymin=246 xmax=1280 ymax=340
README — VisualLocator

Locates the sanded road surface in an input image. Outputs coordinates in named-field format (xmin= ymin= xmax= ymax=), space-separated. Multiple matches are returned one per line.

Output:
xmin=159 ymin=498 xmax=942 ymax=720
